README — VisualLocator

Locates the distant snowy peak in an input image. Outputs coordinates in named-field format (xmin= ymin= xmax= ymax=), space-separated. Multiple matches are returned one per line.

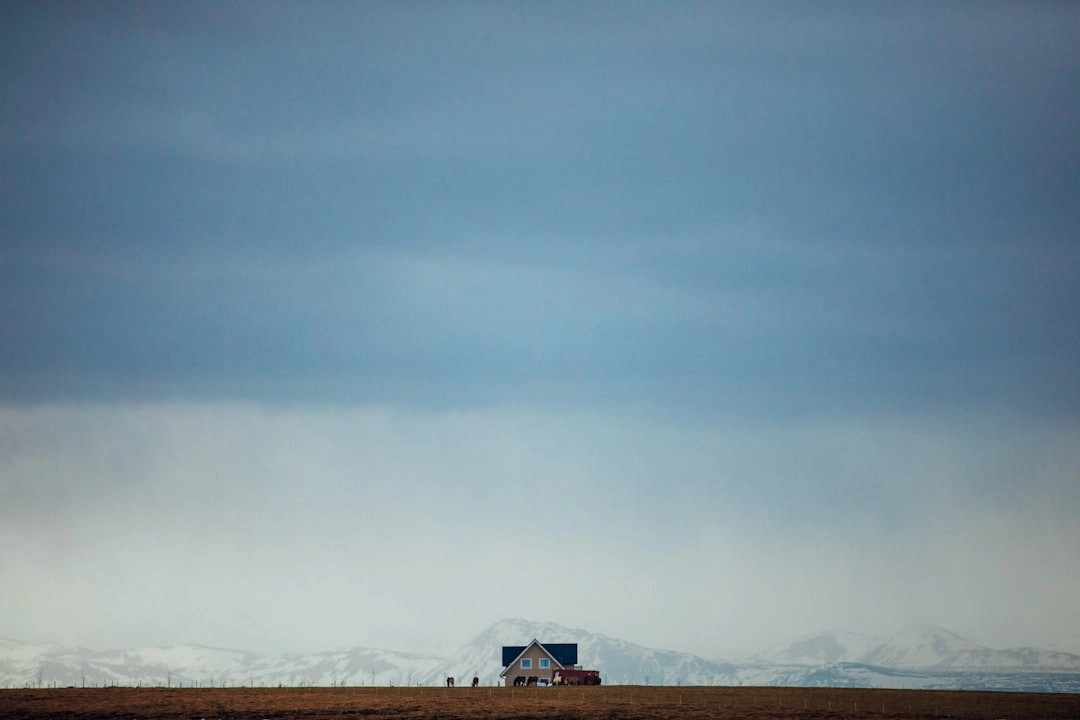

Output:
xmin=763 ymin=629 xmax=884 ymax=666
xmin=484 ymin=618 xmax=596 ymax=647
xmin=861 ymin=625 xmax=985 ymax=668
xmin=858 ymin=625 xmax=1080 ymax=669
xmin=426 ymin=618 xmax=735 ymax=686
xmin=422 ymin=618 xmax=598 ymax=685
xmin=764 ymin=625 xmax=1080 ymax=670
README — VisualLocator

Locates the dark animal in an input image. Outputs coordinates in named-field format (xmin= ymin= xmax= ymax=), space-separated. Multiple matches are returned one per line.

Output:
xmin=471 ymin=676 xmax=479 ymax=688
xmin=513 ymin=676 xmax=526 ymax=687
xmin=446 ymin=677 xmax=454 ymax=687
xmin=526 ymin=676 xmax=538 ymax=687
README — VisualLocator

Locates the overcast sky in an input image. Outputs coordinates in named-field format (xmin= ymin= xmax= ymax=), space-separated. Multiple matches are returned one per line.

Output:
xmin=2 ymin=2 xmax=1079 ymax=660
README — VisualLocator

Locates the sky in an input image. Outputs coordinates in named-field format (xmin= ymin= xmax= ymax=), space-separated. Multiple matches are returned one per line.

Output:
xmin=2 ymin=1 xmax=1079 ymax=660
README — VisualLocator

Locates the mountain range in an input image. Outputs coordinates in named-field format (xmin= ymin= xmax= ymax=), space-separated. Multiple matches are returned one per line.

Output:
xmin=3 ymin=618 xmax=1079 ymax=693
xmin=761 ymin=625 xmax=1080 ymax=670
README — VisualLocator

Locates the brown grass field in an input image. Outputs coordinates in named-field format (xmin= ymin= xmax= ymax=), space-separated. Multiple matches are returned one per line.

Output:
xmin=1 ymin=686 xmax=1078 ymax=720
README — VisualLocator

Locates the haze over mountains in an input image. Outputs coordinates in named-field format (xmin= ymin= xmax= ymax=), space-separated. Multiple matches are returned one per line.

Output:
xmin=3 ymin=619 xmax=1079 ymax=692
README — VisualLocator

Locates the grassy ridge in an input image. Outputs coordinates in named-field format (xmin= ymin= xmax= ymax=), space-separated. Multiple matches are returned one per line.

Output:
xmin=1 ymin=685 xmax=1078 ymax=719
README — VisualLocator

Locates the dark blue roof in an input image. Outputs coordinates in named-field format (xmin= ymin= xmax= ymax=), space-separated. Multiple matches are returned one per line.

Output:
xmin=502 ymin=642 xmax=577 ymax=667
xmin=502 ymin=645 xmax=525 ymax=666
xmin=545 ymin=643 xmax=578 ymax=666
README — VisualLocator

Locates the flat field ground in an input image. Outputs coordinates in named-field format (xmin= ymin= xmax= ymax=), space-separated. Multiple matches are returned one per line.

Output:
xmin=1 ymin=685 xmax=1078 ymax=720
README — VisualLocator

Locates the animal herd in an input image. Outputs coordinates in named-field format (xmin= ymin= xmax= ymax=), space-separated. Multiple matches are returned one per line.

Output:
xmin=444 ymin=677 xmax=480 ymax=687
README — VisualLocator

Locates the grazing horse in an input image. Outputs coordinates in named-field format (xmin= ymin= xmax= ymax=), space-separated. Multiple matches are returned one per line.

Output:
xmin=471 ymin=676 xmax=479 ymax=688
xmin=526 ymin=676 xmax=538 ymax=687
xmin=446 ymin=677 xmax=454 ymax=687
xmin=513 ymin=676 xmax=526 ymax=687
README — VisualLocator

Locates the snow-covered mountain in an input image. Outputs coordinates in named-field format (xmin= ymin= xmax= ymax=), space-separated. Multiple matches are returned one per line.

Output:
xmin=418 ymin=618 xmax=574 ymax=686
xmin=762 ymin=629 xmax=885 ymax=666
xmin=421 ymin=618 xmax=738 ymax=686
xmin=763 ymin=625 xmax=1080 ymax=670
xmin=0 ymin=638 xmax=442 ymax=689
xmin=4 ymin=620 xmax=1080 ymax=692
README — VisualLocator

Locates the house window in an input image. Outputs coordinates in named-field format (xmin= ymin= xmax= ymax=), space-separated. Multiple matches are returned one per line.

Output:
xmin=539 ymin=658 xmax=550 ymax=669
xmin=521 ymin=658 xmax=532 ymax=670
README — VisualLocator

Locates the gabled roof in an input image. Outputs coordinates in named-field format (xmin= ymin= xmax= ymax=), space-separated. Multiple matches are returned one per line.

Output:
xmin=532 ymin=642 xmax=577 ymax=667
xmin=499 ymin=640 xmax=578 ymax=676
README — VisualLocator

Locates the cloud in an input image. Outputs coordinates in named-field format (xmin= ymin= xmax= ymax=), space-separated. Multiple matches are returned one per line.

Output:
xmin=4 ymin=231 xmax=1077 ymax=419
